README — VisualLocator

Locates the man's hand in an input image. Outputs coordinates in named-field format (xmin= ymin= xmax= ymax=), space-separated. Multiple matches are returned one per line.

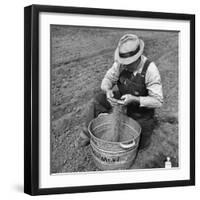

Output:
xmin=120 ymin=94 xmax=140 ymax=105
xmin=106 ymin=90 xmax=118 ymax=106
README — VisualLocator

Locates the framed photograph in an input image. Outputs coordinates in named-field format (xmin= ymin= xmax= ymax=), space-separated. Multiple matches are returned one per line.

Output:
xmin=24 ymin=4 xmax=195 ymax=195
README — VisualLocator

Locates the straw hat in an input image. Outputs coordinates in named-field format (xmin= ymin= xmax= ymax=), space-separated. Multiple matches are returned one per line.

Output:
xmin=114 ymin=34 xmax=144 ymax=65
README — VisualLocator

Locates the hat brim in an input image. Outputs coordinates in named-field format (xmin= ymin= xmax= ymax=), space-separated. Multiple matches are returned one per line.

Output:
xmin=114 ymin=39 xmax=144 ymax=65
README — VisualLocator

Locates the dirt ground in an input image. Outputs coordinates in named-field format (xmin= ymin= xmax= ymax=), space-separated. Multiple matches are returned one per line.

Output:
xmin=50 ymin=25 xmax=179 ymax=173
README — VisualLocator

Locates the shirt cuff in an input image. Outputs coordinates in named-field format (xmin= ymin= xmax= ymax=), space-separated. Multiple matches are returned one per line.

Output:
xmin=139 ymin=96 xmax=162 ymax=108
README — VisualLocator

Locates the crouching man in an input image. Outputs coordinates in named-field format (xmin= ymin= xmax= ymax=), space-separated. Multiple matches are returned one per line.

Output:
xmin=78 ymin=34 xmax=163 ymax=150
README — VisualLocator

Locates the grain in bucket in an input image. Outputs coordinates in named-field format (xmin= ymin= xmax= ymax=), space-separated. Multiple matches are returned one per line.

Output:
xmin=88 ymin=107 xmax=141 ymax=170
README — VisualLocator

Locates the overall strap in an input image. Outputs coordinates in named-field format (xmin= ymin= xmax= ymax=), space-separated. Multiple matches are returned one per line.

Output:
xmin=141 ymin=59 xmax=151 ymax=77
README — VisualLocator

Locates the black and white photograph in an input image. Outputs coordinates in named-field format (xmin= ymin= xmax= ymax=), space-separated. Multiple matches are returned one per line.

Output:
xmin=50 ymin=25 xmax=179 ymax=173
xmin=24 ymin=5 xmax=195 ymax=195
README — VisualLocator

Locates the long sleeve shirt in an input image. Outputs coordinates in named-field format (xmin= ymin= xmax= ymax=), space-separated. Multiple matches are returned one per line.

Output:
xmin=101 ymin=55 xmax=163 ymax=108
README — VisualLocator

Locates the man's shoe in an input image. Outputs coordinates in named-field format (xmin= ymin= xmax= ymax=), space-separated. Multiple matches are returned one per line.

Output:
xmin=75 ymin=129 xmax=90 ymax=147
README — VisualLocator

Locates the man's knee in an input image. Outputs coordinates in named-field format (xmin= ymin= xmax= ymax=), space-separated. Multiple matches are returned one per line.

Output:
xmin=94 ymin=92 xmax=107 ymax=103
xmin=137 ymin=118 xmax=155 ymax=135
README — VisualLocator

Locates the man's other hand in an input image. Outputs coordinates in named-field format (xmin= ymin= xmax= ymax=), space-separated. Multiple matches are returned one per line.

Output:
xmin=120 ymin=94 xmax=140 ymax=105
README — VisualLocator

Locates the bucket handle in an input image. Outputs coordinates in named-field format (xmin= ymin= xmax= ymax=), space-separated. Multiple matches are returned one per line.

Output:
xmin=119 ymin=139 xmax=136 ymax=149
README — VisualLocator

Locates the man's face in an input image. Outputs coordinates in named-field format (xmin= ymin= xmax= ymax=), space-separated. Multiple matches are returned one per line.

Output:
xmin=124 ymin=57 xmax=141 ymax=72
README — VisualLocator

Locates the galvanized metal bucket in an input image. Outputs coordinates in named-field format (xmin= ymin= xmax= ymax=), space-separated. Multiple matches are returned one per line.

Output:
xmin=88 ymin=113 xmax=141 ymax=170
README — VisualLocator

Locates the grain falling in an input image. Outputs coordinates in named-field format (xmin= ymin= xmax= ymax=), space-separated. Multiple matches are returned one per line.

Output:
xmin=100 ymin=105 xmax=124 ymax=142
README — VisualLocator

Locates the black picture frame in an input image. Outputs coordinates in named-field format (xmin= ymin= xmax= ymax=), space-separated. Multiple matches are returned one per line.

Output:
xmin=24 ymin=4 xmax=195 ymax=196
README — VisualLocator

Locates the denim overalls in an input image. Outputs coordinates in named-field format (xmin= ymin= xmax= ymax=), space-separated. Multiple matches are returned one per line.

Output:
xmin=117 ymin=59 xmax=154 ymax=120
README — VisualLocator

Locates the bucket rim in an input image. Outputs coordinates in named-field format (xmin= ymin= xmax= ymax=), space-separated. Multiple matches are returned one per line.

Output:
xmin=88 ymin=114 xmax=142 ymax=145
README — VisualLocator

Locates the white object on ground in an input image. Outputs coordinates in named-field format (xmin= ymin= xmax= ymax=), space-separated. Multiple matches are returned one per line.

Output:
xmin=165 ymin=157 xmax=172 ymax=168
